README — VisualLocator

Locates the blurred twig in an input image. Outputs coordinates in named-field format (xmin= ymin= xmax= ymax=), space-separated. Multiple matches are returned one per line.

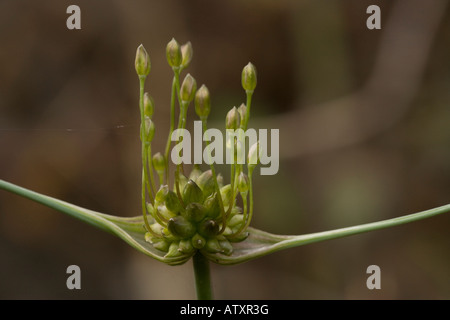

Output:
xmin=259 ymin=0 xmax=448 ymax=159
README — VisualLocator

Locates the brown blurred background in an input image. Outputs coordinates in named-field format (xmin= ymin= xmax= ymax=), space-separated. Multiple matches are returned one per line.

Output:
xmin=0 ymin=0 xmax=449 ymax=299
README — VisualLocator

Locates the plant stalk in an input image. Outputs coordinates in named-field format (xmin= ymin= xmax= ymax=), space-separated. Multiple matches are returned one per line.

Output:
xmin=193 ymin=252 xmax=213 ymax=300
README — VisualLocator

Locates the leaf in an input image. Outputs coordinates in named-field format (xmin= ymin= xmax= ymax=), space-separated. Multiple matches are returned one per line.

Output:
xmin=1 ymin=179 xmax=449 ymax=266
xmin=0 ymin=179 xmax=192 ymax=266
xmin=204 ymin=204 xmax=450 ymax=264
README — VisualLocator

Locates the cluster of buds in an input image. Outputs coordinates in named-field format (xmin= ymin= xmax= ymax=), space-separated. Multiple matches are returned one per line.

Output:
xmin=135 ymin=39 xmax=258 ymax=258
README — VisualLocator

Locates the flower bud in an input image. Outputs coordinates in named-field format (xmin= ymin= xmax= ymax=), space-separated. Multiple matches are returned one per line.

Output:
xmin=184 ymin=203 xmax=207 ymax=223
xmin=216 ymin=173 xmax=224 ymax=188
xmin=165 ymin=190 xmax=183 ymax=214
xmin=135 ymin=44 xmax=151 ymax=77
xmin=149 ymin=222 xmax=164 ymax=235
xmin=247 ymin=141 xmax=261 ymax=171
xmin=182 ymin=179 xmax=204 ymax=205
xmin=191 ymin=233 xmax=206 ymax=249
xmin=228 ymin=231 xmax=249 ymax=243
xmin=155 ymin=185 xmax=169 ymax=203
xmin=158 ymin=204 xmax=176 ymax=220
xmin=241 ymin=62 xmax=257 ymax=92
xmin=238 ymin=103 xmax=247 ymax=127
xmin=228 ymin=214 xmax=244 ymax=228
xmin=237 ymin=172 xmax=249 ymax=194
xmin=204 ymin=193 xmax=221 ymax=219
xmin=205 ymin=238 xmax=222 ymax=253
xmin=198 ymin=219 xmax=219 ymax=238
xmin=225 ymin=106 xmax=240 ymax=130
xmin=223 ymin=226 xmax=233 ymax=236
xmin=178 ymin=239 xmax=194 ymax=254
xmin=143 ymin=92 xmax=154 ymax=117
xmin=146 ymin=200 xmax=154 ymax=212
xmin=166 ymin=38 xmax=182 ymax=68
xmin=144 ymin=232 xmax=153 ymax=243
xmin=195 ymin=170 xmax=215 ymax=197
xmin=180 ymin=74 xmax=197 ymax=103
xmin=162 ymin=227 xmax=178 ymax=241
xmin=152 ymin=152 xmax=166 ymax=174
xmin=175 ymin=173 xmax=188 ymax=194
xmin=189 ymin=165 xmax=202 ymax=181
xmin=167 ymin=216 xmax=196 ymax=239
xmin=219 ymin=239 xmax=233 ymax=256
xmin=143 ymin=116 xmax=155 ymax=141
xmin=165 ymin=241 xmax=182 ymax=257
xmin=151 ymin=238 xmax=171 ymax=252
xmin=195 ymin=85 xmax=211 ymax=120
xmin=220 ymin=184 xmax=233 ymax=208
xmin=181 ymin=42 xmax=193 ymax=69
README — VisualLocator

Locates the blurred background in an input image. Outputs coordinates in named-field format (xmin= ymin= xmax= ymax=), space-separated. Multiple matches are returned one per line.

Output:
xmin=0 ymin=0 xmax=449 ymax=299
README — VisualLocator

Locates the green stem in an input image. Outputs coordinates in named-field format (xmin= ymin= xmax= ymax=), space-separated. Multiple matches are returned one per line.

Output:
xmin=202 ymin=120 xmax=226 ymax=222
xmin=141 ymin=169 xmax=153 ymax=234
xmin=193 ymin=252 xmax=213 ymax=300
xmin=242 ymin=90 xmax=253 ymax=131
xmin=147 ymin=144 xmax=157 ymax=195
xmin=164 ymin=71 xmax=180 ymax=184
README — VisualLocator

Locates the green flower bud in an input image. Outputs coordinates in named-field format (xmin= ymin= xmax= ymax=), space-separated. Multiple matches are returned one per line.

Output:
xmin=181 ymin=41 xmax=193 ymax=70
xmin=174 ymin=174 xmax=188 ymax=199
xmin=184 ymin=203 xmax=207 ymax=223
xmin=155 ymin=185 xmax=169 ymax=203
xmin=195 ymin=85 xmax=211 ymax=120
xmin=162 ymin=227 xmax=178 ymax=241
xmin=219 ymin=239 xmax=233 ymax=256
xmin=146 ymin=234 xmax=170 ymax=252
xmin=222 ymin=226 xmax=233 ymax=236
xmin=166 ymin=38 xmax=182 ymax=68
xmin=204 ymin=193 xmax=221 ymax=219
xmin=247 ymin=141 xmax=261 ymax=171
xmin=143 ymin=116 xmax=155 ymax=141
xmin=165 ymin=190 xmax=183 ymax=214
xmin=198 ymin=219 xmax=219 ymax=238
xmin=167 ymin=215 xmax=196 ymax=239
xmin=191 ymin=233 xmax=206 ymax=249
xmin=220 ymin=184 xmax=233 ymax=208
xmin=135 ymin=44 xmax=151 ymax=77
xmin=153 ymin=239 xmax=170 ymax=252
xmin=189 ymin=165 xmax=202 ymax=181
xmin=146 ymin=201 xmax=155 ymax=216
xmin=204 ymin=238 xmax=222 ymax=253
xmin=231 ymin=206 xmax=242 ymax=215
xmin=144 ymin=232 xmax=153 ymax=243
xmin=228 ymin=231 xmax=249 ymax=243
xmin=143 ymin=92 xmax=154 ymax=117
xmin=165 ymin=241 xmax=182 ymax=257
xmin=182 ymin=179 xmax=204 ymax=205
xmin=237 ymin=172 xmax=249 ymax=194
xmin=180 ymin=74 xmax=197 ymax=103
xmin=146 ymin=232 xmax=170 ymax=252
xmin=158 ymin=205 xmax=176 ymax=220
xmin=225 ymin=106 xmax=240 ymax=130
xmin=195 ymin=170 xmax=215 ymax=197
xmin=152 ymin=152 xmax=166 ymax=175
xmin=241 ymin=62 xmax=257 ymax=92
xmin=178 ymin=239 xmax=194 ymax=254
xmin=216 ymin=173 xmax=224 ymax=188
xmin=149 ymin=222 xmax=164 ymax=235
xmin=228 ymin=214 xmax=244 ymax=228
xmin=238 ymin=103 xmax=247 ymax=128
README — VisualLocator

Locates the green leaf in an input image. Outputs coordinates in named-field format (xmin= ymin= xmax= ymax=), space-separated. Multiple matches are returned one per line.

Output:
xmin=204 ymin=204 xmax=450 ymax=264
xmin=1 ymin=179 xmax=449 ymax=266
xmin=0 ymin=179 xmax=192 ymax=266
